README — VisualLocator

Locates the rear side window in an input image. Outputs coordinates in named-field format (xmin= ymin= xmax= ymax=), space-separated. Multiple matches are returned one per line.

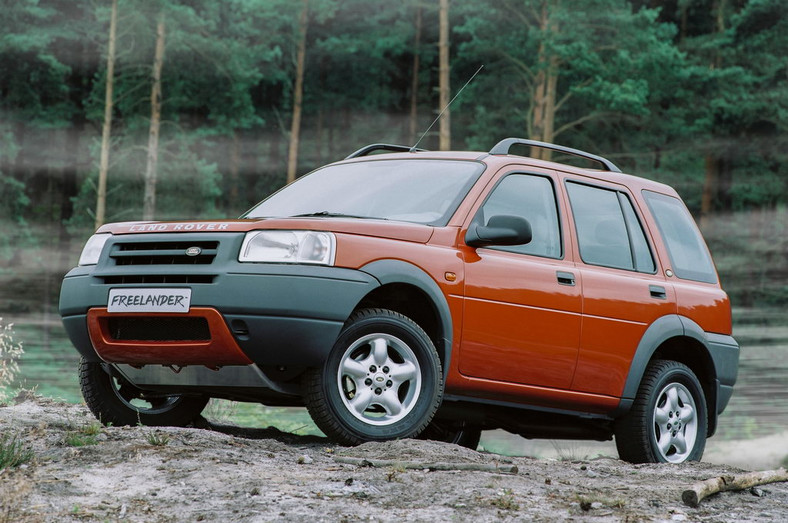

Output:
xmin=475 ymin=174 xmax=562 ymax=258
xmin=643 ymin=190 xmax=717 ymax=283
xmin=567 ymin=182 xmax=655 ymax=272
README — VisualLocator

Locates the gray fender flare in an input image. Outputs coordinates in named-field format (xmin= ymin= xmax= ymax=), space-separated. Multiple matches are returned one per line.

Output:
xmin=612 ymin=314 xmax=710 ymax=417
xmin=359 ymin=259 xmax=453 ymax=379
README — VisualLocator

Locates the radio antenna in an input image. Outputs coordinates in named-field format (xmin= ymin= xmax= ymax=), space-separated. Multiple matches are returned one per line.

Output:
xmin=410 ymin=64 xmax=484 ymax=152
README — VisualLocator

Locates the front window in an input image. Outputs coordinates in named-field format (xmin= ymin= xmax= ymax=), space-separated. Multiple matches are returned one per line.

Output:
xmin=244 ymin=159 xmax=485 ymax=226
xmin=473 ymin=174 xmax=562 ymax=258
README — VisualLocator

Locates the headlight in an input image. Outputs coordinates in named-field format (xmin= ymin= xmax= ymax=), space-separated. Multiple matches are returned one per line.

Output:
xmin=78 ymin=233 xmax=111 ymax=266
xmin=239 ymin=230 xmax=335 ymax=265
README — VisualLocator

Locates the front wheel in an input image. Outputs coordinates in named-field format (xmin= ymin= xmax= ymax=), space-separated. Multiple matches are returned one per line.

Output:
xmin=79 ymin=359 xmax=209 ymax=427
xmin=304 ymin=308 xmax=443 ymax=445
xmin=614 ymin=360 xmax=707 ymax=464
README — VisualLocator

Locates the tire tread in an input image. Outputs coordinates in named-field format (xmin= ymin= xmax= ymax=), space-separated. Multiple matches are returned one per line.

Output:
xmin=614 ymin=359 xmax=707 ymax=463
xmin=79 ymin=358 xmax=208 ymax=427
xmin=304 ymin=308 xmax=443 ymax=445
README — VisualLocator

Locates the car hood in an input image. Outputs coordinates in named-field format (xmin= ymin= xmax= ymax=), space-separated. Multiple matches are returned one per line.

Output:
xmin=97 ymin=217 xmax=435 ymax=244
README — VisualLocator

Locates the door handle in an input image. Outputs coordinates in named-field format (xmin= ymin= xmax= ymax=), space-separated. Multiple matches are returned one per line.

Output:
xmin=649 ymin=285 xmax=667 ymax=300
xmin=556 ymin=271 xmax=576 ymax=286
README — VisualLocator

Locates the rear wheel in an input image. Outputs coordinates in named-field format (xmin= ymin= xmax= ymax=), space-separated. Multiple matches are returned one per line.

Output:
xmin=304 ymin=308 xmax=443 ymax=445
xmin=419 ymin=419 xmax=482 ymax=450
xmin=79 ymin=359 xmax=208 ymax=427
xmin=615 ymin=360 xmax=707 ymax=463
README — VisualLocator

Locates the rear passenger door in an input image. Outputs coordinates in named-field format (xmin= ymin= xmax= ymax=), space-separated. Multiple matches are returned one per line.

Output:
xmin=460 ymin=171 xmax=582 ymax=390
xmin=564 ymin=181 xmax=676 ymax=397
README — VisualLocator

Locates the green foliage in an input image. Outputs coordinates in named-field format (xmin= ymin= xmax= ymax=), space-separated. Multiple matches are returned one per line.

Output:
xmin=145 ymin=431 xmax=170 ymax=446
xmin=490 ymin=488 xmax=519 ymax=511
xmin=0 ymin=433 xmax=33 ymax=470
xmin=453 ymin=0 xmax=685 ymax=160
xmin=0 ymin=0 xmax=786 ymax=307
xmin=63 ymin=425 xmax=100 ymax=447
xmin=69 ymin=131 xmax=225 ymax=227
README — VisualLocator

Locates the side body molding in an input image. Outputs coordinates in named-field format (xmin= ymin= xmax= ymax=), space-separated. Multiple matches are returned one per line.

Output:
xmin=359 ymin=259 xmax=454 ymax=379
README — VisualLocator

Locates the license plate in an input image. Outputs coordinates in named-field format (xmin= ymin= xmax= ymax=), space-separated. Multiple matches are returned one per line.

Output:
xmin=108 ymin=288 xmax=191 ymax=313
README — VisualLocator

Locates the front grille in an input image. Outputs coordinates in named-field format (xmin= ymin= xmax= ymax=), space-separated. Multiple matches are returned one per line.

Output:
xmin=107 ymin=317 xmax=211 ymax=341
xmin=110 ymin=241 xmax=219 ymax=266
xmin=101 ymin=275 xmax=215 ymax=285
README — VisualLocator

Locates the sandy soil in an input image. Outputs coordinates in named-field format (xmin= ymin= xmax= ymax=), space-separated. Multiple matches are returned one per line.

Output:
xmin=481 ymin=429 xmax=788 ymax=472
xmin=1 ymin=394 xmax=786 ymax=522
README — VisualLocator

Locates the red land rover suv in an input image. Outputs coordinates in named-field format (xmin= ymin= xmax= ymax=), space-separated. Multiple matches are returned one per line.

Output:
xmin=60 ymin=138 xmax=739 ymax=463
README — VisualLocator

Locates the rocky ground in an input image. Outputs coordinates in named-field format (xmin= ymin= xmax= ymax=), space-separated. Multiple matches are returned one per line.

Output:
xmin=1 ymin=394 xmax=786 ymax=522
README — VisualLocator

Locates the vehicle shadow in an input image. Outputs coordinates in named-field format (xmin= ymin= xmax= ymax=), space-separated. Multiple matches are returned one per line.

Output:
xmin=195 ymin=417 xmax=329 ymax=445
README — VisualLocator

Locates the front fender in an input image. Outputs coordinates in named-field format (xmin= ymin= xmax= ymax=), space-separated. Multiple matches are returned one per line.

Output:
xmin=359 ymin=259 xmax=453 ymax=379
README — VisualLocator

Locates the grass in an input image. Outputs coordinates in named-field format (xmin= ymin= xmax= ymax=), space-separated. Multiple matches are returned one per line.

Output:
xmin=551 ymin=441 xmax=588 ymax=462
xmin=490 ymin=489 xmax=519 ymax=511
xmin=63 ymin=420 xmax=103 ymax=447
xmin=146 ymin=431 xmax=170 ymax=446
xmin=0 ymin=433 xmax=33 ymax=470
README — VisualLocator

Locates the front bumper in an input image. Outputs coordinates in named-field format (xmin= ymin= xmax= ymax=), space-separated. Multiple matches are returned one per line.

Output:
xmin=59 ymin=232 xmax=379 ymax=368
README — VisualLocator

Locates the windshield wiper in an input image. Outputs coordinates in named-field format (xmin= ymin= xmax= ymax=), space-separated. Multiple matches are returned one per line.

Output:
xmin=289 ymin=211 xmax=385 ymax=220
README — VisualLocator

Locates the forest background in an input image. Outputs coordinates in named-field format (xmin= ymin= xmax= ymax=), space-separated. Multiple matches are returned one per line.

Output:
xmin=0 ymin=0 xmax=786 ymax=454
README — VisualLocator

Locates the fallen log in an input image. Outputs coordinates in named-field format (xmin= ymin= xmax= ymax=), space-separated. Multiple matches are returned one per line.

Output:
xmin=682 ymin=467 xmax=788 ymax=508
xmin=334 ymin=456 xmax=518 ymax=474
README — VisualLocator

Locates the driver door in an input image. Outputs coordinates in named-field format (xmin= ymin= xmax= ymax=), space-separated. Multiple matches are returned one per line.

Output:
xmin=460 ymin=172 xmax=581 ymax=389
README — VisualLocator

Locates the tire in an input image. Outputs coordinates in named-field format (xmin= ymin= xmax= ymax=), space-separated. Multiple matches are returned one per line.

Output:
xmin=79 ymin=358 xmax=209 ymax=427
xmin=614 ymin=360 xmax=707 ymax=464
xmin=304 ymin=308 xmax=443 ymax=445
xmin=419 ymin=419 xmax=482 ymax=450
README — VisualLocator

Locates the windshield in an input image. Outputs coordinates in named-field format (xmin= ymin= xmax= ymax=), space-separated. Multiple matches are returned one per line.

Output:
xmin=244 ymin=159 xmax=484 ymax=226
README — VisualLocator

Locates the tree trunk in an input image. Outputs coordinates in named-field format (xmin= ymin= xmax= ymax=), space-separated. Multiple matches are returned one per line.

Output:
xmin=286 ymin=0 xmax=309 ymax=184
xmin=409 ymin=6 xmax=422 ymax=144
xmin=530 ymin=1 xmax=559 ymax=160
xmin=316 ymin=108 xmax=324 ymax=165
xmin=700 ymin=0 xmax=728 ymax=227
xmin=700 ymin=156 xmax=718 ymax=229
xmin=143 ymin=12 xmax=166 ymax=221
xmin=96 ymin=0 xmax=118 ymax=229
xmin=682 ymin=468 xmax=788 ymax=508
xmin=229 ymin=131 xmax=240 ymax=206
xmin=438 ymin=0 xmax=450 ymax=151
xmin=542 ymin=55 xmax=558 ymax=151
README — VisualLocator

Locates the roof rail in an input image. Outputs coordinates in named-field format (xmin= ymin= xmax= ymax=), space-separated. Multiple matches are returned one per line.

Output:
xmin=345 ymin=143 xmax=426 ymax=160
xmin=489 ymin=138 xmax=621 ymax=173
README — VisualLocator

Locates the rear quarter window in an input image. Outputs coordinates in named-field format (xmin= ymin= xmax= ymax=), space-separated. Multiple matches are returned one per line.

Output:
xmin=643 ymin=190 xmax=717 ymax=284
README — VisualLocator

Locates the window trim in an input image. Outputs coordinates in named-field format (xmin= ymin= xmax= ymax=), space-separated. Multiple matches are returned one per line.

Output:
xmin=469 ymin=171 xmax=565 ymax=260
xmin=565 ymin=180 xmax=658 ymax=274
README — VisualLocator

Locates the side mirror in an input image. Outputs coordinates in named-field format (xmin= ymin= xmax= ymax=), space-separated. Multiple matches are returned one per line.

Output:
xmin=465 ymin=215 xmax=532 ymax=248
